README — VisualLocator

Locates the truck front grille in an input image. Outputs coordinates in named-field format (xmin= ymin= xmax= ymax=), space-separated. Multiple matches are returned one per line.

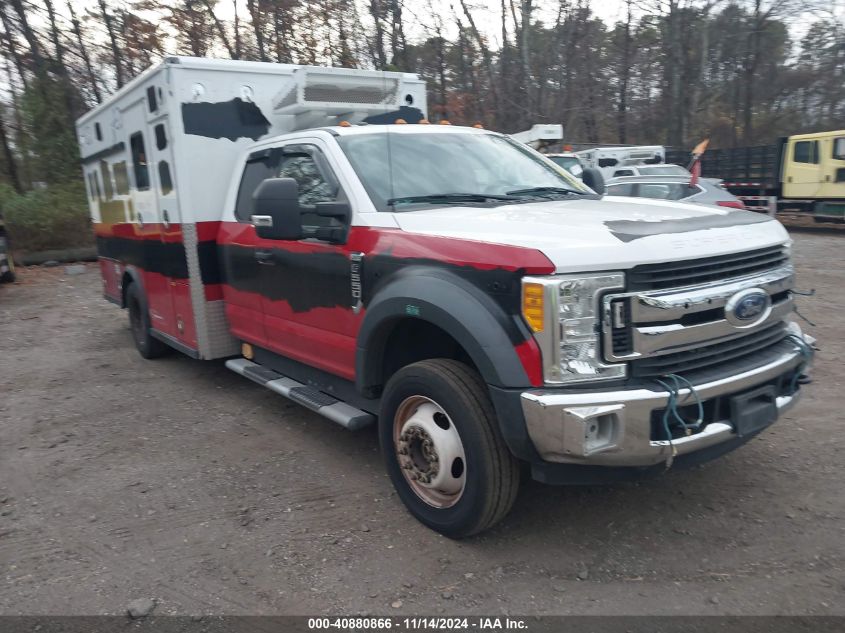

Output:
xmin=629 ymin=245 xmax=788 ymax=291
xmin=629 ymin=323 xmax=788 ymax=379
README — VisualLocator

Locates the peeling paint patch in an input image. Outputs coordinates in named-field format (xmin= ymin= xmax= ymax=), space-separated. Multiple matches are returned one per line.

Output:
xmin=182 ymin=98 xmax=270 ymax=141
xmin=363 ymin=106 xmax=425 ymax=125
xmin=606 ymin=211 xmax=771 ymax=242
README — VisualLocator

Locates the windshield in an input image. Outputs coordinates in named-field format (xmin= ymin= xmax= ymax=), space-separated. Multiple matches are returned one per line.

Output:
xmin=337 ymin=131 xmax=590 ymax=211
xmin=636 ymin=165 xmax=689 ymax=176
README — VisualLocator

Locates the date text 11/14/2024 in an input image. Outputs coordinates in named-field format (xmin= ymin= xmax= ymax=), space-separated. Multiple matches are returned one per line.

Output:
xmin=307 ymin=617 xmax=529 ymax=631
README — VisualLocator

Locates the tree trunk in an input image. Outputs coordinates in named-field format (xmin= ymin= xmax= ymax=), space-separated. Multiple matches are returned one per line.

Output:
xmin=233 ymin=0 xmax=242 ymax=59
xmin=0 ymin=4 xmax=28 ymax=90
xmin=0 ymin=108 xmax=22 ymax=193
xmin=617 ymin=0 xmax=632 ymax=143
xmin=246 ymin=0 xmax=268 ymax=61
xmin=201 ymin=0 xmax=238 ymax=58
xmin=458 ymin=0 xmax=499 ymax=121
xmin=369 ymin=0 xmax=387 ymax=68
xmin=98 ymin=0 xmax=126 ymax=88
xmin=67 ymin=2 xmax=102 ymax=103
xmin=9 ymin=0 xmax=48 ymax=77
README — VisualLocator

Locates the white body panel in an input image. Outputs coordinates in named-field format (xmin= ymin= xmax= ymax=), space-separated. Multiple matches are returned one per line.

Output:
xmin=390 ymin=197 xmax=788 ymax=273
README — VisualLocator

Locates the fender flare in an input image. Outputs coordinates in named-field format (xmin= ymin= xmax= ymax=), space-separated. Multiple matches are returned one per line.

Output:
xmin=120 ymin=265 xmax=146 ymax=309
xmin=355 ymin=267 xmax=535 ymax=395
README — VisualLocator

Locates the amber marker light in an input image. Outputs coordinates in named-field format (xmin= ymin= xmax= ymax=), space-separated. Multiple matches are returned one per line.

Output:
xmin=522 ymin=283 xmax=545 ymax=333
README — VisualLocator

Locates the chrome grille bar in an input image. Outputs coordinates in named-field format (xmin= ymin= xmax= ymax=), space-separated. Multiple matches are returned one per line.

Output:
xmin=603 ymin=261 xmax=794 ymax=366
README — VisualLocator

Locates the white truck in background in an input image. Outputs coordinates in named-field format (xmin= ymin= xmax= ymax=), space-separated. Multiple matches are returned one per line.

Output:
xmin=577 ymin=145 xmax=691 ymax=179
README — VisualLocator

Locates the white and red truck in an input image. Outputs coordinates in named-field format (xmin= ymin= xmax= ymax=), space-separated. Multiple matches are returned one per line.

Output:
xmin=77 ymin=57 xmax=812 ymax=537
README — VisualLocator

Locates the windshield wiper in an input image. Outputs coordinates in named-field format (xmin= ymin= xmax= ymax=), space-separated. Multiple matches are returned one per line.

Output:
xmin=505 ymin=186 xmax=586 ymax=197
xmin=387 ymin=192 xmax=516 ymax=207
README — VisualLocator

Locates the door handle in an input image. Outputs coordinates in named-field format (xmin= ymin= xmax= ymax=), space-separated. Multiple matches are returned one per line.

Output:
xmin=254 ymin=250 xmax=275 ymax=265
xmin=162 ymin=210 xmax=170 ymax=228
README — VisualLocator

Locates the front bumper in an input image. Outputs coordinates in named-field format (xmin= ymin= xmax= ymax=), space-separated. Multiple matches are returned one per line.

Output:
xmin=520 ymin=343 xmax=808 ymax=470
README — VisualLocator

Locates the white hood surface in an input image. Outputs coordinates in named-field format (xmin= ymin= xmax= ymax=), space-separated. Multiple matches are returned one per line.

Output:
xmin=392 ymin=196 xmax=789 ymax=273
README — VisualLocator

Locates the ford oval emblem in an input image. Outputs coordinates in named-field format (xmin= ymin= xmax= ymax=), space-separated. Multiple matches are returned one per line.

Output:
xmin=725 ymin=288 xmax=772 ymax=327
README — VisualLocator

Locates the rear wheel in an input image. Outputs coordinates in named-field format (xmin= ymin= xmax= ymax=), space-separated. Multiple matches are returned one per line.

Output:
xmin=126 ymin=282 xmax=169 ymax=359
xmin=379 ymin=359 xmax=520 ymax=538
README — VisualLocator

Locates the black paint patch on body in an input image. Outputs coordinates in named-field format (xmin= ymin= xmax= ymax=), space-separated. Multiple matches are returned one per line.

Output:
xmin=97 ymin=235 xmax=221 ymax=284
xmin=362 ymin=106 xmax=425 ymax=125
xmin=606 ymin=211 xmax=771 ymax=242
xmin=218 ymin=244 xmax=529 ymax=344
xmin=182 ymin=98 xmax=270 ymax=141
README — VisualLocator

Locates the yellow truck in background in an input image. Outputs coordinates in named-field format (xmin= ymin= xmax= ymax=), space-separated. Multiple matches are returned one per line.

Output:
xmin=667 ymin=129 xmax=845 ymax=222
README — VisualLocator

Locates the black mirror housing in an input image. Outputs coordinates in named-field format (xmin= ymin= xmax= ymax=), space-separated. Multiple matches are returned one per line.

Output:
xmin=582 ymin=168 xmax=606 ymax=196
xmin=252 ymin=178 xmax=303 ymax=240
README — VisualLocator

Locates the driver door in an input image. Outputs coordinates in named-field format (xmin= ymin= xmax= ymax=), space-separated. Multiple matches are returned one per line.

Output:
xmin=254 ymin=140 xmax=360 ymax=380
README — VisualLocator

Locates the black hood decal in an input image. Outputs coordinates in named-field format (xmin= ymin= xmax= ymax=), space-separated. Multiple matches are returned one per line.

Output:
xmin=606 ymin=211 xmax=771 ymax=243
xmin=182 ymin=98 xmax=270 ymax=141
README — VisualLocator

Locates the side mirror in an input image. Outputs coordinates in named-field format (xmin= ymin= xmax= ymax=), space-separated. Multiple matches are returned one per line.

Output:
xmin=251 ymin=177 xmax=303 ymax=240
xmin=582 ymin=167 xmax=606 ymax=195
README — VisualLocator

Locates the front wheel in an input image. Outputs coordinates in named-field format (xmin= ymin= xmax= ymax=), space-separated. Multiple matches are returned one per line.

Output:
xmin=379 ymin=359 xmax=520 ymax=538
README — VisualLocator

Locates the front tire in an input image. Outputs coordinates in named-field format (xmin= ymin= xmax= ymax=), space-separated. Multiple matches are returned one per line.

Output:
xmin=379 ymin=359 xmax=520 ymax=538
xmin=126 ymin=282 xmax=169 ymax=359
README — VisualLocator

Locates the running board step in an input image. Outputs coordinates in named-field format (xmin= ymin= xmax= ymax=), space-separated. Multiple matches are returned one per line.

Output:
xmin=225 ymin=358 xmax=375 ymax=431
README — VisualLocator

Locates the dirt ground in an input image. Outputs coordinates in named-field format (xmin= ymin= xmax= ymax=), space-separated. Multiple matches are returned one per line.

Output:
xmin=0 ymin=230 xmax=843 ymax=617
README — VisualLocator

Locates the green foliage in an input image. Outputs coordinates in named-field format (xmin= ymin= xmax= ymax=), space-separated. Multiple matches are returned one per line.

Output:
xmin=1 ymin=182 xmax=92 ymax=252
xmin=20 ymin=76 xmax=81 ymax=186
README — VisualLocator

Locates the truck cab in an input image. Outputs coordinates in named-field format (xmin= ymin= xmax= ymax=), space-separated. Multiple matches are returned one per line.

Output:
xmin=78 ymin=58 xmax=813 ymax=537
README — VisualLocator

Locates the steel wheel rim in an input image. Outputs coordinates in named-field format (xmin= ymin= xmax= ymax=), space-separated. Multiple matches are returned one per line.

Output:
xmin=393 ymin=395 xmax=466 ymax=509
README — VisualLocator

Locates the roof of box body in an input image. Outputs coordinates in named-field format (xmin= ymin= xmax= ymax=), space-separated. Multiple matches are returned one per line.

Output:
xmin=75 ymin=56 xmax=421 ymax=127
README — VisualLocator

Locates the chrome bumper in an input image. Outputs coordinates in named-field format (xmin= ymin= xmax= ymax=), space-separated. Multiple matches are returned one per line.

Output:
xmin=521 ymin=345 xmax=807 ymax=468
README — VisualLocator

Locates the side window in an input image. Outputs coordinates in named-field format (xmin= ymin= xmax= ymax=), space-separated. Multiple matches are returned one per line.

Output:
xmin=113 ymin=161 xmax=130 ymax=195
xmin=90 ymin=170 xmax=103 ymax=201
xmin=234 ymin=144 xmax=341 ymax=222
xmin=154 ymin=124 xmax=167 ymax=150
xmin=158 ymin=161 xmax=173 ymax=196
xmin=833 ymin=137 xmax=845 ymax=160
xmin=638 ymin=183 xmax=688 ymax=200
xmin=606 ymin=183 xmax=634 ymax=196
xmin=793 ymin=140 xmax=818 ymax=164
xmin=86 ymin=172 xmax=96 ymax=201
xmin=276 ymin=148 xmax=338 ymax=207
xmin=99 ymin=160 xmax=114 ymax=199
xmin=235 ymin=157 xmax=276 ymax=222
xmin=147 ymin=86 xmax=158 ymax=113
xmin=130 ymin=132 xmax=150 ymax=190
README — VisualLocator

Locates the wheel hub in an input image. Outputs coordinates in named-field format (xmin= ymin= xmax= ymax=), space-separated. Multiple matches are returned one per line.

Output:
xmin=394 ymin=397 xmax=466 ymax=507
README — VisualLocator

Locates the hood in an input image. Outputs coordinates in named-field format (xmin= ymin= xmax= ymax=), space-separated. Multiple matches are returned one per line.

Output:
xmin=392 ymin=196 xmax=789 ymax=273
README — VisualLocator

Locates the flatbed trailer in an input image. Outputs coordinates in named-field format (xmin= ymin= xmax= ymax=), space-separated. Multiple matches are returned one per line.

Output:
xmin=667 ymin=131 xmax=845 ymax=221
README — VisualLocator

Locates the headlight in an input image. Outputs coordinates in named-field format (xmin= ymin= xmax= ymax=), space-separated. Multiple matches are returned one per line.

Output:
xmin=522 ymin=273 xmax=626 ymax=384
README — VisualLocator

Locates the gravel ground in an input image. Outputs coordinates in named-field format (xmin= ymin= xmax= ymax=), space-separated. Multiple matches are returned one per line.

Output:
xmin=0 ymin=231 xmax=843 ymax=617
